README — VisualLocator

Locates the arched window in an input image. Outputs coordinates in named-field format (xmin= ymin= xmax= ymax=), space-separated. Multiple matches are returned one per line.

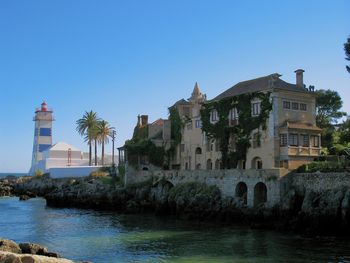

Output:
xmin=251 ymin=157 xmax=263 ymax=169
xmin=195 ymin=147 xmax=202 ymax=154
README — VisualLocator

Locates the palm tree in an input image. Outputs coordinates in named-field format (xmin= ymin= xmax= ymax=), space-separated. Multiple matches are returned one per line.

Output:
xmin=97 ymin=120 xmax=115 ymax=166
xmin=76 ymin=111 xmax=100 ymax=166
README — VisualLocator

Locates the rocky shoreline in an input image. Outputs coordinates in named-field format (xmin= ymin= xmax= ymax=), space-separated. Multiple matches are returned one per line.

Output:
xmin=0 ymin=238 xmax=87 ymax=263
xmin=1 ymin=174 xmax=350 ymax=236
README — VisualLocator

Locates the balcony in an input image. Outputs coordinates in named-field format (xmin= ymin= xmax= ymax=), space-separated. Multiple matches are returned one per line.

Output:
xmin=280 ymin=146 xmax=320 ymax=157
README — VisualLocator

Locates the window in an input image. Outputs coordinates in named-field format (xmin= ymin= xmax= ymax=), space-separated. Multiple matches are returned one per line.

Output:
xmin=186 ymin=121 xmax=192 ymax=130
xmin=289 ymin=133 xmax=298 ymax=146
xmin=230 ymin=108 xmax=238 ymax=120
xmin=207 ymin=139 xmax=214 ymax=152
xmin=310 ymin=135 xmax=320 ymax=147
xmin=283 ymin=101 xmax=290 ymax=109
xmin=292 ymin=102 xmax=299 ymax=110
xmin=280 ymin=134 xmax=287 ymax=146
xmin=301 ymin=134 xmax=309 ymax=147
xmin=210 ymin=109 xmax=218 ymax=122
xmin=300 ymin=103 xmax=307 ymax=111
xmin=229 ymin=108 xmax=239 ymax=125
xmin=251 ymin=102 xmax=261 ymax=116
xmin=253 ymin=133 xmax=261 ymax=148
xmin=195 ymin=119 xmax=202 ymax=128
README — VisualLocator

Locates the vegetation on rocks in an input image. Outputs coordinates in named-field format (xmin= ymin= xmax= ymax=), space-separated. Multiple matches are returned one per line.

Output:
xmin=168 ymin=182 xmax=221 ymax=202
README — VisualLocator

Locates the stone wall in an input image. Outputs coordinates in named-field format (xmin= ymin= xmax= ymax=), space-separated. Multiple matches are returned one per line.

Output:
xmin=289 ymin=172 xmax=350 ymax=192
xmin=126 ymin=168 xmax=289 ymax=208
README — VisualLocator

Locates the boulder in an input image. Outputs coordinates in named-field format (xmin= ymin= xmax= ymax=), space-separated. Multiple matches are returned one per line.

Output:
xmin=19 ymin=243 xmax=48 ymax=256
xmin=0 ymin=239 xmax=21 ymax=254
xmin=0 ymin=251 xmax=76 ymax=263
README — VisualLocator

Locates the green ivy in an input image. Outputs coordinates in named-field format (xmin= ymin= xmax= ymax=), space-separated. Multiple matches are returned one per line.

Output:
xmin=200 ymin=92 xmax=272 ymax=168
xmin=169 ymin=106 xmax=182 ymax=146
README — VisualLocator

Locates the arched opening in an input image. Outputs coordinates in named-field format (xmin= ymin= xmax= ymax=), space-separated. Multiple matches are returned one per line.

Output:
xmin=195 ymin=147 xmax=202 ymax=170
xmin=206 ymin=159 xmax=212 ymax=170
xmin=235 ymin=182 xmax=248 ymax=205
xmin=254 ymin=182 xmax=267 ymax=207
xmin=215 ymin=159 xmax=220 ymax=170
xmin=185 ymin=162 xmax=188 ymax=170
xmin=251 ymin=157 xmax=263 ymax=169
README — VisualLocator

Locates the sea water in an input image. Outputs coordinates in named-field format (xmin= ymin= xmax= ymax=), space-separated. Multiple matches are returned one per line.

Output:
xmin=0 ymin=197 xmax=349 ymax=263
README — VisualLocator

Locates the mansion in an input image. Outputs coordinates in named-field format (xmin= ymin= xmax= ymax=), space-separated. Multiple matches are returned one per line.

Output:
xmin=126 ymin=69 xmax=321 ymax=170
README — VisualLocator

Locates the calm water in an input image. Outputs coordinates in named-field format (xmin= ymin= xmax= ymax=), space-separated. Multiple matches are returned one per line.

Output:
xmin=0 ymin=197 xmax=349 ymax=263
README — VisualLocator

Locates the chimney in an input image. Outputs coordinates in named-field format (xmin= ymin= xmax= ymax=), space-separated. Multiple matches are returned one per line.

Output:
xmin=294 ymin=69 xmax=305 ymax=87
xmin=137 ymin=115 xmax=141 ymax=126
xmin=141 ymin=115 xmax=148 ymax=126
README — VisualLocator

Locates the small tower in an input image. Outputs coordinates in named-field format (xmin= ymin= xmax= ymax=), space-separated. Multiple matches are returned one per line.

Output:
xmin=189 ymin=82 xmax=205 ymax=103
xmin=29 ymin=101 xmax=54 ymax=175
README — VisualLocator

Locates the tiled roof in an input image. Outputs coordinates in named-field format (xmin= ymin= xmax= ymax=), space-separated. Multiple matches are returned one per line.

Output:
xmin=213 ymin=73 xmax=309 ymax=100
xmin=151 ymin=118 xmax=165 ymax=126
xmin=172 ymin=98 xmax=191 ymax=107
xmin=281 ymin=121 xmax=322 ymax=131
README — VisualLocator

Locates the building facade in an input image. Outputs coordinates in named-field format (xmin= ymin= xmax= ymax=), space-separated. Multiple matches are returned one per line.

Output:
xmin=171 ymin=70 xmax=321 ymax=170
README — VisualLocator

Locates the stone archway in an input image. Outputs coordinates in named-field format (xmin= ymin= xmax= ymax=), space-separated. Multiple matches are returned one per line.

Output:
xmin=254 ymin=182 xmax=267 ymax=207
xmin=235 ymin=182 xmax=248 ymax=205
xmin=251 ymin=157 xmax=263 ymax=169
xmin=206 ymin=159 xmax=212 ymax=170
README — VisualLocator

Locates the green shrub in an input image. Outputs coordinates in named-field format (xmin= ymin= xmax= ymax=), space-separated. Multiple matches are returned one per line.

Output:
xmin=296 ymin=161 xmax=349 ymax=173
xmin=34 ymin=169 xmax=43 ymax=177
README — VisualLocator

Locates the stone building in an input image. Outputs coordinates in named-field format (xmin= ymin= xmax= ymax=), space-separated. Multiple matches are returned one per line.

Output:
xmin=171 ymin=70 xmax=321 ymax=170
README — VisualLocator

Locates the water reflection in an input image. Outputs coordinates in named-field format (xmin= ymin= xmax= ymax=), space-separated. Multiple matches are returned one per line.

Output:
xmin=0 ymin=197 xmax=350 ymax=263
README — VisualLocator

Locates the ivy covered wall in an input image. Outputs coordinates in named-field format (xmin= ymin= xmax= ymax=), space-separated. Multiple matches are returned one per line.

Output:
xmin=200 ymin=92 xmax=272 ymax=168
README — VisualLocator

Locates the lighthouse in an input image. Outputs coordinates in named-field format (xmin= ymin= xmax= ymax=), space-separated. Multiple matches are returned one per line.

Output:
xmin=29 ymin=102 xmax=54 ymax=175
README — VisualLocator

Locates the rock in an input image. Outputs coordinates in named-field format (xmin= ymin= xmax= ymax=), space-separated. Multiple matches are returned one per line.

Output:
xmin=19 ymin=195 xmax=31 ymax=201
xmin=0 ymin=251 xmax=76 ymax=263
xmin=19 ymin=243 xmax=48 ymax=256
xmin=0 ymin=239 xmax=22 ymax=254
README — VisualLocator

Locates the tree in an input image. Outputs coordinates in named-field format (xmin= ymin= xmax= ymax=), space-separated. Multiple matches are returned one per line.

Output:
xmin=76 ymin=111 xmax=100 ymax=166
xmin=97 ymin=120 xmax=115 ymax=166
xmin=339 ymin=119 xmax=350 ymax=144
xmin=315 ymin=89 xmax=346 ymax=128
xmin=345 ymin=36 xmax=350 ymax=73
xmin=315 ymin=89 xmax=346 ymax=150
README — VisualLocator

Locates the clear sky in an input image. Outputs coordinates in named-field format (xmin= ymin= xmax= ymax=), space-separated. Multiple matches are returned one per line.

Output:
xmin=0 ymin=0 xmax=349 ymax=173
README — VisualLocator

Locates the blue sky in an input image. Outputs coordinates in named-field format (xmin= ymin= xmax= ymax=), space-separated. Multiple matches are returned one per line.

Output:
xmin=0 ymin=0 xmax=349 ymax=173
